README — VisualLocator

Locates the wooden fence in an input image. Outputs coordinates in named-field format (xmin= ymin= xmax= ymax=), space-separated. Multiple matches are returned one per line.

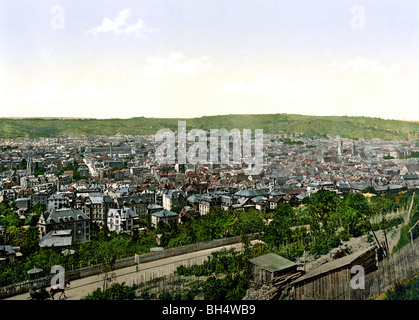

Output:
xmin=293 ymin=236 xmax=419 ymax=300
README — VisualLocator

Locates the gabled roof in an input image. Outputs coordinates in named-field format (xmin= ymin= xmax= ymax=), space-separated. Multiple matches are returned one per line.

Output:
xmin=164 ymin=189 xmax=186 ymax=199
xmin=0 ymin=245 xmax=19 ymax=255
xmin=269 ymin=190 xmax=286 ymax=196
xmin=48 ymin=193 xmax=66 ymax=200
xmin=292 ymin=246 xmax=376 ymax=285
xmin=88 ymin=192 xmax=113 ymax=203
xmin=46 ymin=208 xmax=89 ymax=224
xmin=151 ymin=209 xmax=178 ymax=218
xmin=187 ymin=194 xmax=202 ymax=204
xmin=234 ymin=189 xmax=268 ymax=197
xmin=108 ymin=207 xmax=138 ymax=219
xmin=250 ymin=253 xmax=296 ymax=273
xmin=39 ymin=230 xmax=72 ymax=248
xmin=269 ymin=195 xmax=283 ymax=203
xmin=251 ymin=196 xmax=268 ymax=203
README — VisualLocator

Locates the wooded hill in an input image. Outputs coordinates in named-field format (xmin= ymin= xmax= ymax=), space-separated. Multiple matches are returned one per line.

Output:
xmin=0 ymin=114 xmax=418 ymax=141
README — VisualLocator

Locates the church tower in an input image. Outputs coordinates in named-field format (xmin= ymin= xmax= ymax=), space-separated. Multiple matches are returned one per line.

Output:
xmin=337 ymin=136 xmax=343 ymax=156
xmin=27 ymin=149 xmax=33 ymax=174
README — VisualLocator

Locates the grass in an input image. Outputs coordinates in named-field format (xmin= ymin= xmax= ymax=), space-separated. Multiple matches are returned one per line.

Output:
xmin=0 ymin=113 xmax=418 ymax=140
xmin=383 ymin=271 xmax=419 ymax=300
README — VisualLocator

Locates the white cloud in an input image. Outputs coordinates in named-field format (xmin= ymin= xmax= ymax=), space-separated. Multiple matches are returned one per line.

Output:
xmin=332 ymin=57 xmax=400 ymax=75
xmin=224 ymin=73 xmax=315 ymax=101
xmin=144 ymin=52 xmax=210 ymax=77
xmin=89 ymin=9 xmax=157 ymax=37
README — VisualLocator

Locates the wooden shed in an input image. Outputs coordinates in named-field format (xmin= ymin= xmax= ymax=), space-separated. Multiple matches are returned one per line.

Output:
xmin=292 ymin=246 xmax=378 ymax=300
xmin=250 ymin=253 xmax=298 ymax=285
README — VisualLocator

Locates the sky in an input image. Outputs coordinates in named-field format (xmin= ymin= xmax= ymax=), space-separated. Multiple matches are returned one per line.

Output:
xmin=1 ymin=0 xmax=419 ymax=121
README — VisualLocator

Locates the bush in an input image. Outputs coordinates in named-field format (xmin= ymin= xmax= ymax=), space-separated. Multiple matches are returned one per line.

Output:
xmin=385 ymin=276 xmax=419 ymax=300
xmin=283 ymin=242 xmax=305 ymax=261
xmin=82 ymin=282 xmax=137 ymax=300
xmin=159 ymin=289 xmax=195 ymax=300
xmin=308 ymin=232 xmax=341 ymax=257
xmin=203 ymin=274 xmax=250 ymax=300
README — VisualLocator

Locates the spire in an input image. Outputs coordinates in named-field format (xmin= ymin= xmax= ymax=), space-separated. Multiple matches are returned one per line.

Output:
xmin=27 ymin=149 xmax=33 ymax=174
xmin=337 ymin=136 xmax=343 ymax=156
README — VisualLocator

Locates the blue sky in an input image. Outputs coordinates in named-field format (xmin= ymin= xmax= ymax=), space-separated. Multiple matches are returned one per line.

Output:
xmin=1 ymin=0 xmax=419 ymax=120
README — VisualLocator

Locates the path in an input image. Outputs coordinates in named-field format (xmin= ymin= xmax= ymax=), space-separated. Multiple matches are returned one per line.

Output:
xmin=5 ymin=241 xmax=247 ymax=300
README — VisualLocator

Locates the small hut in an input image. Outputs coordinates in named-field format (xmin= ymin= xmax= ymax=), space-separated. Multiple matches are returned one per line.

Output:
xmin=250 ymin=253 xmax=298 ymax=285
xmin=27 ymin=267 xmax=44 ymax=281
xmin=291 ymin=246 xmax=378 ymax=300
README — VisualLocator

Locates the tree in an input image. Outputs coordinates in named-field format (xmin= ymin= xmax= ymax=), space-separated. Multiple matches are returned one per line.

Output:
xmin=191 ymin=209 xmax=233 ymax=242
xmin=344 ymin=192 xmax=371 ymax=217
xmin=337 ymin=205 xmax=364 ymax=237
xmin=224 ymin=274 xmax=249 ymax=300
xmin=263 ymin=203 xmax=294 ymax=248
xmin=99 ymin=243 xmax=117 ymax=291
xmin=9 ymin=226 xmax=40 ymax=256
xmin=230 ymin=210 xmax=265 ymax=237
xmin=203 ymin=276 xmax=223 ymax=300
xmin=171 ymin=206 xmax=181 ymax=214
xmin=33 ymin=163 xmax=46 ymax=177
xmin=203 ymin=274 xmax=250 ymax=300
xmin=338 ymin=193 xmax=370 ymax=237
xmin=308 ymin=189 xmax=340 ymax=229
xmin=2 ymin=212 xmax=21 ymax=229
xmin=0 ymin=201 xmax=20 ymax=229
xmin=18 ymin=159 xmax=27 ymax=170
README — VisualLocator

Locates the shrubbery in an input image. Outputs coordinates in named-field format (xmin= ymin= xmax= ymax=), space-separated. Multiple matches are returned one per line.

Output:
xmin=82 ymin=282 xmax=137 ymax=300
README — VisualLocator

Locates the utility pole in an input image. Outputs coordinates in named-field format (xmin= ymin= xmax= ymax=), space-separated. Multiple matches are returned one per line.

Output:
xmin=367 ymin=220 xmax=385 ymax=258
xmin=407 ymin=192 xmax=415 ymax=223
xmin=409 ymin=219 xmax=419 ymax=246
xmin=407 ymin=192 xmax=416 ymax=246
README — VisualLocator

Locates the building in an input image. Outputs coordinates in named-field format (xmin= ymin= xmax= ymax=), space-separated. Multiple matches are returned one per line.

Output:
xmin=150 ymin=209 xmax=178 ymax=228
xmin=16 ymin=188 xmax=35 ymax=200
xmin=147 ymin=203 xmax=164 ymax=215
xmin=186 ymin=194 xmax=202 ymax=212
xmin=269 ymin=195 xmax=284 ymax=210
xmin=31 ymin=190 xmax=48 ymax=207
xmin=38 ymin=208 xmax=90 ymax=244
xmin=179 ymin=206 xmax=199 ymax=223
xmin=0 ymin=226 xmax=10 ymax=245
xmin=39 ymin=230 xmax=73 ymax=248
xmin=82 ymin=192 xmax=115 ymax=225
xmin=250 ymin=253 xmax=298 ymax=286
xmin=251 ymin=195 xmax=268 ymax=212
xmin=115 ymin=195 xmax=147 ymax=218
xmin=47 ymin=193 xmax=69 ymax=211
xmin=292 ymin=246 xmax=378 ymax=300
xmin=162 ymin=189 xmax=187 ymax=211
xmin=0 ymin=245 xmax=22 ymax=262
xmin=198 ymin=193 xmax=221 ymax=215
xmin=107 ymin=207 xmax=139 ymax=234
xmin=15 ymin=197 xmax=30 ymax=212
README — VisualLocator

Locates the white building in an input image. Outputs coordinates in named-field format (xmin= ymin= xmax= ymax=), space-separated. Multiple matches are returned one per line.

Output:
xmin=107 ymin=207 xmax=139 ymax=234
xmin=47 ymin=193 xmax=69 ymax=211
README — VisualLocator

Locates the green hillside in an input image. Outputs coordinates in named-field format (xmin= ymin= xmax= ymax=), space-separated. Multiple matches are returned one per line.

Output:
xmin=0 ymin=114 xmax=418 ymax=141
